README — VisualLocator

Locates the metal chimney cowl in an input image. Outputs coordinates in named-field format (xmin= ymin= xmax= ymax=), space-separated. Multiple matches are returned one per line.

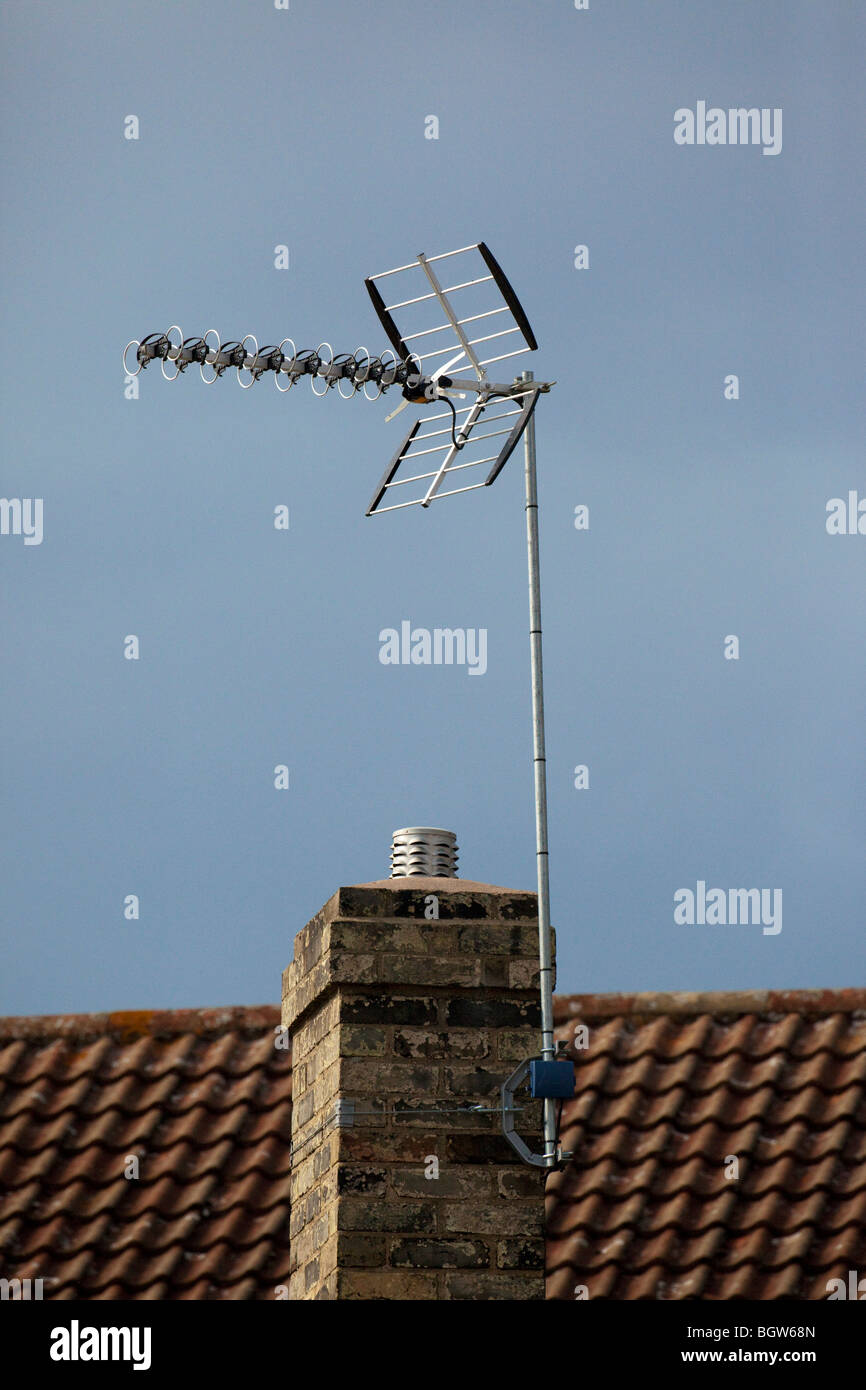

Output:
xmin=390 ymin=827 xmax=458 ymax=879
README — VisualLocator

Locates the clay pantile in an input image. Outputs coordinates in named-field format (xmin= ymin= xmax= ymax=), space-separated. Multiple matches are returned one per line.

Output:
xmin=0 ymin=1178 xmax=42 ymax=1221
xmin=120 ymin=1034 xmax=200 ymax=1081
xmin=544 ymin=1261 xmax=581 ymax=1298
xmin=84 ymin=1241 xmax=185 ymax=1293
xmin=617 ymin=1264 xmax=676 ymax=1299
xmin=664 ymin=1263 xmax=713 ymax=1299
xmin=220 ymin=1135 xmax=291 ymax=1183
xmin=811 ymin=1222 xmax=866 ymax=1267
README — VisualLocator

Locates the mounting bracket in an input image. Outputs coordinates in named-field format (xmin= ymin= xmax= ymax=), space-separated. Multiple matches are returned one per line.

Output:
xmin=501 ymin=1053 xmax=575 ymax=1170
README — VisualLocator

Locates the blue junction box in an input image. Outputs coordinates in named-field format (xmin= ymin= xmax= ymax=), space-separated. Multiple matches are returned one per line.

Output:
xmin=529 ymin=1059 xmax=575 ymax=1099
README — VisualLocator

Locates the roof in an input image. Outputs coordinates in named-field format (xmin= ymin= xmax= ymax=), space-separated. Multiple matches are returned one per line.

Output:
xmin=0 ymin=1007 xmax=290 ymax=1300
xmin=1 ymin=990 xmax=864 ymax=1299
xmin=549 ymin=989 xmax=866 ymax=1299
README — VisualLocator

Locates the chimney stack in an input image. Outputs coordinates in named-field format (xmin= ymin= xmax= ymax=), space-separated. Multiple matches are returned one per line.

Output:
xmin=282 ymin=831 xmax=547 ymax=1300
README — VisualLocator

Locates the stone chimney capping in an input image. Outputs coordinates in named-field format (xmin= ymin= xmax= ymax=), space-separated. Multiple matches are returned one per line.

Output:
xmin=282 ymin=877 xmax=550 ymax=1300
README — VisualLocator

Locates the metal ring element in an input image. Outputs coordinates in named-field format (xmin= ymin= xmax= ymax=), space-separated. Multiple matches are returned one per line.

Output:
xmin=237 ymin=334 xmax=259 ymax=388
xmin=274 ymin=337 xmax=296 ymax=392
xmin=160 ymin=326 xmax=184 ymax=380
xmin=355 ymin=347 xmax=384 ymax=401
xmin=122 ymin=340 xmax=143 ymax=377
xmin=200 ymin=329 xmax=221 ymax=384
xmin=371 ymin=348 xmax=397 ymax=402
xmin=365 ymin=352 xmax=389 ymax=403
xmin=335 ymin=350 xmax=357 ymax=399
xmin=364 ymin=356 xmax=385 ymax=402
xmin=329 ymin=353 xmax=351 ymax=396
xmin=310 ymin=341 xmax=333 ymax=397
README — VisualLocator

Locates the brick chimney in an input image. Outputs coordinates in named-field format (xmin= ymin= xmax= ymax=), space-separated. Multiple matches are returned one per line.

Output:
xmin=282 ymin=843 xmax=547 ymax=1300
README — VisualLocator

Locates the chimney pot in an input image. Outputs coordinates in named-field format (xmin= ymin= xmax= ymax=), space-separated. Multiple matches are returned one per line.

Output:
xmin=390 ymin=826 xmax=458 ymax=878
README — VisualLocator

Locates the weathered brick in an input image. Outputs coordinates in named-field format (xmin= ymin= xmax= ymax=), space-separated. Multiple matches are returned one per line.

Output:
xmin=317 ymin=1171 xmax=338 ymax=1208
xmin=443 ymin=1201 xmax=544 ymax=1238
xmin=393 ymin=1028 xmax=490 ymax=1061
xmin=497 ymin=1237 xmax=545 ymax=1269
xmin=336 ymin=1270 xmax=438 ymax=1301
xmin=289 ymin=1187 xmax=322 ymax=1239
xmin=445 ymin=1271 xmax=544 ymax=1300
xmin=481 ymin=958 xmax=510 ymax=988
xmin=312 ymin=1140 xmax=334 ymax=1179
xmin=299 ymin=913 xmax=327 ymax=973
xmin=497 ymin=1029 xmax=540 ymax=1062
xmin=290 ymin=1153 xmax=316 ymax=1202
xmin=378 ymin=955 xmax=481 ymax=987
xmin=390 ymin=1238 xmax=490 ymax=1269
xmin=312 ymin=1062 xmax=340 ymax=1115
xmin=291 ymin=1222 xmax=317 ymax=1269
xmin=443 ymin=1066 xmax=503 ymax=1097
xmin=339 ymin=1025 xmax=387 ymax=1057
xmin=329 ymin=921 xmax=429 ymax=955
xmin=498 ymin=1169 xmax=545 ymax=1198
xmin=319 ymin=1232 xmax=339 ymax=1281
xmin=446 ymin=998 xmax=541 ymax=1028
xmin=304 ymin=1256 xmax=320 ymax=1292
xmin=329 ymin=953 xmax=377 ymax=985
xmin=455 ymin=924 xmax=540 ymax=954
xmin=337 ymin=1199 xmax=436 ymax=1233
xmin=337 ymin=1233 xmax=387 ymax=1267
xmin=292 ymin=1090 xmax=315 ymax=1130
xmin=291 ymin=997 xmax=340 ymax=1060
xmin=509 ymin=959 xmax=541 ymax=989
xmin=339 ymin=1058 xmax=437 ymax=1095
xmin=338 ymin=1130 xmax=439 ymax=1163
xmin=340 ymin=994 xmax=438 ymax=1026
xmin=314 ymin=1213 xmax=333 ymax=1251
xmin=446 ymin=1134 xmax=524 ymax=1163
xmin=391 ymin=1167 xmax=495 ymax=1200
xmin=282 ymin=958 xmax=330 ymax=1030
xmin=289 ymin=1204 xmax=306 ymax=1241
xmin=306 ymin=1030 xmax=339 ymax=1081
xmin=348 ymin=1097 xmax=387 ymax=1129
xmin=332 ymin=886 xmax=537 ymax=922
xmin=393 ymin=1100 xmax=495 ymax=1130
xmin=337 ymin=1165 xmax=388 ymax=1195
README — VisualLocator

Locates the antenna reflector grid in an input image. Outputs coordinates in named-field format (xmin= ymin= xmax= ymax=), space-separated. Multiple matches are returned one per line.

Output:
xmin=365 ymin=385 xmax=542 ymax=516
xmin=365 ymin=243 xmax=538 ymax=387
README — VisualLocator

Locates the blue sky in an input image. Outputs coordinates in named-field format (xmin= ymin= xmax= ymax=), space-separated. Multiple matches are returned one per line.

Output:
xmin=1 ymin=0 xmax=863 ymax=1016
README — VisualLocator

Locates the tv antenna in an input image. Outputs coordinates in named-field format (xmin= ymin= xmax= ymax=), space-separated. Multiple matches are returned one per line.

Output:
xmin=123 ymin=241 xmax=573 ymax=1168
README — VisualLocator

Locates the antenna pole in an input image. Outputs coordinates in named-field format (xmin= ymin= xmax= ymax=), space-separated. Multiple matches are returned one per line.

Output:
xmin=519 ymin=369 xmax=557 ymax=1168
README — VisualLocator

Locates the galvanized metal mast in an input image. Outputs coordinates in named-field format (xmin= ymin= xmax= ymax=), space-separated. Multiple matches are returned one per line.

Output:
xmin=520 ymin=369 xmax=557 ymax=1167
